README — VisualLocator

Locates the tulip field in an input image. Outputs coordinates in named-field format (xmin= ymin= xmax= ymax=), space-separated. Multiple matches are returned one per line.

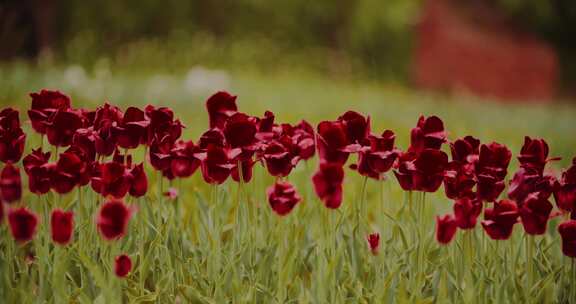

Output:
xmin=1 ymin=70 xmax=576 ymax=303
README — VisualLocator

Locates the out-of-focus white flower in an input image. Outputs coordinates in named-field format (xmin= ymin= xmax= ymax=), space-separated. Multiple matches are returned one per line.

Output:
xmin=183 ymin=66 xmax=230 ymax=95
xmin=63 ymin=65 xmax=87 ymax=88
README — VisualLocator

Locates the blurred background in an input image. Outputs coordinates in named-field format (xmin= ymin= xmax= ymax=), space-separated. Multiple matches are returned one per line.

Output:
xmin=0 ymin=0 xmax=575 ymax=162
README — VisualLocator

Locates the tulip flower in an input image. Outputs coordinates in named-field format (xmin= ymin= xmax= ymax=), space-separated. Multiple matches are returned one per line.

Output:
xmin=367 ymin=233 xmax=380 ymax=254
xmin=28 ymin=90 xmax=71 ymax=134
xmin=206 ymin=91 xmax=237 ymax=129
xmin=313 ymin=163 xmax=344 ymax=209
xmin=51 ymin=209 xmax=74 ymax=245
xmin=0 ymin=163 xmax=22 ymax=203
xmin=114 ymin=254 xmax=132 ymax=278
xmin=96 ymin=199 xmax=133 ymax=240
xmin=436 ymin=214 xmax=458 ymax=245
xmin=267 ymin=181 xmax=302 ymax=216
xmin=558 ymin=220 xmax=576 ymax=258
xmin=8 ymin=207 xmax=39 ymax=243
xmin=481 ymin=199 xmax=519 ymax=240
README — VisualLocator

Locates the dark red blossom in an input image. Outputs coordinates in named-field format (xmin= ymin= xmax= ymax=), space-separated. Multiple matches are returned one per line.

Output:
xmin=409 ymin=115 xmax=447 ymax=153
xmin=149 ymin=135 xmax=175 ymax=171
xmin=475 ymin=142 xmax=512 ymax=202
xmin=145 ymin=105 xmax=183 ymax=144
xmin=481 ymin=200 xmax=519 ymax=240
xmin=553 ymin=157 xmax=576 ymax=212
xmin=231 ymin=159 xmax=255 ymax=183
xmin=262 ymin=140 xmax=297 ymax=177
xmin=444 ymin=161 xmax=476 ymax=200
xmin=28 ymin=90 xmax=71 ymax=134
xmin=316 ymin=121 xmax=349 ymax=165
xmin=51 ymin=152 xmax=88 ymax=194
xmin=367 ymin=233 xmax=380 ymax=254
xmin=395 ymin=149 xmax=448 ymax=192
xmin=23 ymin=149 xmax=52 ymax=194
xmin=8 ymin=207 xmax=39 ymax=243
xmin=518 ymin=137 xmax=550 ymax=174
xmin=453 ymin=198 xmax=482 ymax=229
xmin=351 ymin=130 xmax=398 ymax=180
xmin=51 ymin=209 xmax=74 ymax=245
xmin=436 ymin=214 xmax=458 ymax=244
xmin=450 ymin=136 xmax=480 ymax=163
xmin=0 ymin=108 xmax=26 ymax=163
xmin=267 ymin=181 xmax=302 ymax=216
xmin=45 ymin=110 xmax=84 ymax=147
xmin=72 ymin=128 xmax=97 ymax=161
xmin=519 ymin=193 xmax=553 ymax=235
xmin=114 ymin=254 xmax=132 ymax=278
xmin=129 ymin=163 xmax=147 ymax=197
xmin=508 ymin=167 xmax=555 ymax=204
xmin=223 ymin=113 xmax=257 ymax=148
xmin=337 ymin=111 xmax=370 ymax=144
xmin=206 ymin=91 xmax=237 ymax=129
xmin=0 ymin=163 xmax=22 ymax=203
xmin=313 ymin=163 xmax=344 ymax=209
xmin=91 ymin=161 xmax=132 ymax=198
xmin=111 ymin=107 xmax=149 ymax=149
xmin=170 ymin=140 xmax=201 ymax=178
xmin=196 ymin=145 xmax=233 ymax=184
xmin=558 ymin=220 xmax=576 ymax=258
xmin=96 ymin=199 xmax=133 ymax=240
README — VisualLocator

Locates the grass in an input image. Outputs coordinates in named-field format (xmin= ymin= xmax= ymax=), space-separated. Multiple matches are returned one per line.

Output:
xmin=1 ymin=63 xmax=576 ymax=302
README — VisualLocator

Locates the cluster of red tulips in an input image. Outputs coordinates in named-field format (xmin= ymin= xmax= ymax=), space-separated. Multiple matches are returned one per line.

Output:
xmin=1 ymin=89 xmax=576 ymax=280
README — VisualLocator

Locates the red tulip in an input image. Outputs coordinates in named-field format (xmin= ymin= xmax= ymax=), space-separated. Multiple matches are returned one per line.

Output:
xmin=129 ymin=163 xmax=147 ymax=197
xmin=519 ymin=192 xmax=553 ymax=235
xmin=475 ymin=142 xmax=511 ymax=202
xmin=51 ymin=209 xmax=74 ymax=245
xmin=231 ymin=159 xmax=255 ymax=183
xmin=436 ymin=214 xmax=457 ymax=244
xmin=337 ymin=111 xmax=370 ymax=144
xmin=395 ymin=149 xmax=448 ymax=192
xmin=149 ymin=135 xmax=175 ymax=171
xmin=206 ymin=91 xmax=237 ymax=129
xmin=508 ymin=167 xmax=555 ymax=204
xmin=453 ymin=198 xmax=482 ymax=229
xmin=8 ymin=207 xmax=39 ymax=243
xmin=450 ymin=136 xmax=480 ymax=163
xmin=91 ymin=161 xmax=132 ymax=198
xmin=262 ymin=140 xmax=296 ymax=178
xmin=28 ymin=90 xmax=71 ymax=134
xmin=313 ymin=163 xmax=344 ymax=209
xmin=72 ymin=128 xmax=97 ymax=161
xmin=223 ymin=113 xmax=257 ymax=148
xmin=23 ymin=149 xmax=52 ymax=194
xmin=96 ymin=199 xmax=133 ymax=240
xmin=351 ymin=130 xmax=398 ymax=180
xmin=316 ymin=121 xmax=349 ymax=165
xmin=409 ymin=115 xmax=447 ymax=153
xmin=293 ymin=120 xmax=316 ymax=160
xmin=45 ymin=110 xmax=84 ymax=147
xmin=145 ymin=105 xmax=183 ymax=144
xmin=267 ymin=181 xmax=302 ymax=216
xmin=198 ymin=129 xmax=226 ymax=149
xmin=111 ymin=107 xmax=149 ymax=149
xmin=93 ymin=103 xmax=122 ymax=156
xmin=170 ymin=140 xmax=200 ymax=178
xmin=114 ymin=254 xmax=132 ymax=278
xmin=558 ymin=220 xmax=576 ymax=258
xmin=367 ymin=233 xmax=380 ymax=254
xmin=444 ymin=161 xmax=476 ymax=200
xmin=0 ymin=163 xmax=22 ymax=203
xmin=51 ymin=151 xmax=88 ymax=194
xmin=196 ymin=145 xmax=232 ymax=184
xmin=0 ymin=108 xmax=26 ymax=163
xmin=481 ymin=199 xmax=519 ymax=240
xmin=553 ymin=157 xmax=576 ymax=212
xmin=518 ymin=137 xmax=550 ymax=174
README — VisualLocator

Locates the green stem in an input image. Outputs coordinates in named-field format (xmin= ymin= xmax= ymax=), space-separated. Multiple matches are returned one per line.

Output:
xmin=526 ymin=235 xmax=534 ymax=297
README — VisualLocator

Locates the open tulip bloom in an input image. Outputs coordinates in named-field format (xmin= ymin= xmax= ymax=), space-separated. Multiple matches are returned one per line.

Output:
xmin=0 ymin=89 xmax=575 ymax=303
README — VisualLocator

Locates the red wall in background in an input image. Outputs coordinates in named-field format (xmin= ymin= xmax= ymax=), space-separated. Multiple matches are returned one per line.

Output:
xmin=413 ymin=0 xmax=558 ymax=101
